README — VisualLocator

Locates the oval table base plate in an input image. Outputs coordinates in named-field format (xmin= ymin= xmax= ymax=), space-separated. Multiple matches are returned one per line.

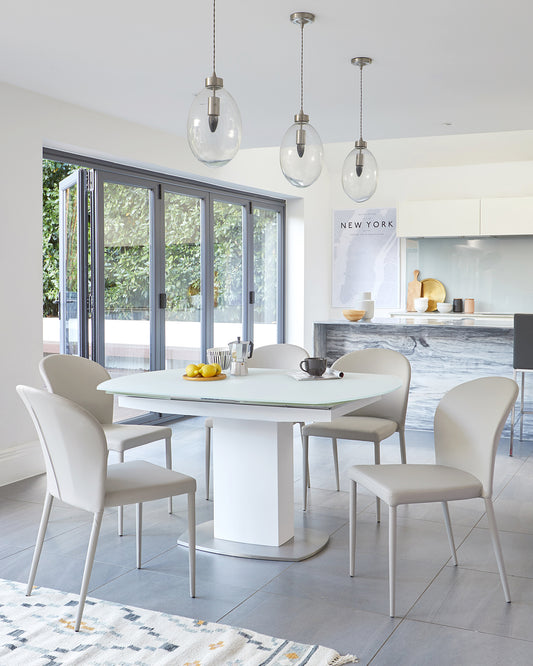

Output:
xmin=178 ymin=520 xmax=329 ymax=562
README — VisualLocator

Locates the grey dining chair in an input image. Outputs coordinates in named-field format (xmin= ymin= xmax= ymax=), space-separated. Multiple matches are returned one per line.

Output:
xmin=204 ymin=343 xmax=309 ymax=500
xmin=349 ymin=376 xmax=517 ymax=617
xmin=39 ymin=354 xmax=173 ymax=535
xmin=301 ymin=348 xmax=411 ymax=514
xmin=17 ymin=385 xmax=196 ymax=632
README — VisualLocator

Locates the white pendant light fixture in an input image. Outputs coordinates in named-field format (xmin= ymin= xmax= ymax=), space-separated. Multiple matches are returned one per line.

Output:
xmin=187 ymin=0 xmax=242 ymax=167
xmin=342 ymin=57 xmax=378 ymax=202
xmin=280 ymin=12 xmax=323 ymax=188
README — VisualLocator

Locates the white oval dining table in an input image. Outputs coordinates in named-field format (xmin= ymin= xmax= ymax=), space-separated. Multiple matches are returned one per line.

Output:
xmin=98 ymin=368 xmax=401 ymax=561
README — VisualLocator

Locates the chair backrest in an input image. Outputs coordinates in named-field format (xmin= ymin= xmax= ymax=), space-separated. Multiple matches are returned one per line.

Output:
xmin=513 ymin=313 xmax=533 ymax=371
xmin=331 ymin=349 xmax=411 ymax=425
xmin=39 ymin=354 xmax=113 ymax=424
xmin=16 ymin=386 xmax=108 ymax=513
xmin=434 ymin=376 xmax=518 ymax=498
xmin=247 ymin=343 xmax=309 ymax=369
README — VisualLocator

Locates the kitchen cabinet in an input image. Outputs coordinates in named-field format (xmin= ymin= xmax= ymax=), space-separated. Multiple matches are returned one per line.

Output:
xmin=397 ymin=199 xmax=480 ymax=237
xmin=481 ymin=197 xmax=533 ymax=235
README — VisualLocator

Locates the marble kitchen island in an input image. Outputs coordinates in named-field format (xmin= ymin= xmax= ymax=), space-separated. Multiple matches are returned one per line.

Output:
xmin=314 ymin=317 xmax=515 ymax=432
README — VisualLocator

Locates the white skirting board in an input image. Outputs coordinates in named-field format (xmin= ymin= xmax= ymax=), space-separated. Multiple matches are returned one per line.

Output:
xmin=0 ymin=439 xmax=44 ymax=486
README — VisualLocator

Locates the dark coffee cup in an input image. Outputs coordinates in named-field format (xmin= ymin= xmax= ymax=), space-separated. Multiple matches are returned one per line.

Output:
xmin=453 ymin=298 xmax=463 ymax=313
xmin=300 ymin=357 xmax=327 ymax=377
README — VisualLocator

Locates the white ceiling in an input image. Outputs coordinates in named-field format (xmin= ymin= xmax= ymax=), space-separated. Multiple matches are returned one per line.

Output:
xmin=2 ymin=0 xmax=533 ymax=149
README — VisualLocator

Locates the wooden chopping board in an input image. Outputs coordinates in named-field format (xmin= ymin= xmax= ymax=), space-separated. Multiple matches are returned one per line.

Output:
xmin=406 ymin=269 xmax=422 ymax=312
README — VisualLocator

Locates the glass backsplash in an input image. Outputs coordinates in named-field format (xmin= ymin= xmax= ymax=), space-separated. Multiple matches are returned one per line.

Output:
xmin=405 ymin=237 xmax=533 ymax=313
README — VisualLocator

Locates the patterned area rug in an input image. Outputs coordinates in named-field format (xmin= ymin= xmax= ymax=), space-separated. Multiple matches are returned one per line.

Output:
xmin=0 ymin=579 xmax=358 ymax=665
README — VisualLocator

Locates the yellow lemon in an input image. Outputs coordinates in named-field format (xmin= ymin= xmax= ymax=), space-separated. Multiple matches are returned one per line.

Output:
xmin=200 ymin=364 xmax=217 ymax=378
xmin=213 ymin=363 xmax=222 ymax=375
xmin=196 ymin=363 xmax=205 ymax=369
xmin=185 ymin=364 xmax=199 ymax=378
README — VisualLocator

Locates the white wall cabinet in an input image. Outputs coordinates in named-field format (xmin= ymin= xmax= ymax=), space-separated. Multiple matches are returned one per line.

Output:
xmin=397 ymin=199 xmax=480 ymax=237
xmin=481 ymin=197 xmax=533 ymax=235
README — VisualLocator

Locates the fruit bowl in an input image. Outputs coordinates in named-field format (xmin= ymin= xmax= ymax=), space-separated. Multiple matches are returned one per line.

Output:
xmin=342 ymin=309 xmax=365 ymax=322
xmin=183 ymin=373 xmax=227 ymax=381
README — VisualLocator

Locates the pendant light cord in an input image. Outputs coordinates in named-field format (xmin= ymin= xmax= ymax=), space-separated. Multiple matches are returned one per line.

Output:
xmin=212 ymin=0 xmax=216 ymax=76
xmin=300 ymin=20 xmax=304 ymax=114
xmin=359 ymin=63 xmax=364 ymax=142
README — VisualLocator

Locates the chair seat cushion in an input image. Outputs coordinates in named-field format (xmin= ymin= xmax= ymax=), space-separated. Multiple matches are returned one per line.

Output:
xmin=104 ymin=460 xmax=196 ymax=507
xmin=348 ymin=463 xmax=483 ymax=506
xmin=302 ymin=416 xmax=398 ymax=442
xmin=102 ymin=424 xmax=172 ymax=453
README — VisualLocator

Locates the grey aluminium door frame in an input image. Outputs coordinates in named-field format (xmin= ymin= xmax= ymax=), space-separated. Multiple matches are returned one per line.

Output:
xmin=58 ymin=169 xmax=90 ymax=358
xmin=91 ymin=169 xmax=160 ymax=368
xmin=158 ymin=182 xmax=209 ymax=364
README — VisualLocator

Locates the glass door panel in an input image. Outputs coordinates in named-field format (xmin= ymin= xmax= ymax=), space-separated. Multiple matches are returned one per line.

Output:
xmin=213 ymin=200 xmax=245 ymax=348
xmin=102 ymin=181 xmax=151 ymax=376
xmin=58 ymin=170 xmax=88 ymax=356
xmin=253 ymin=207 xmax=281 ymax=346
xmin=164 ymin=191 xmax=202 ymax=368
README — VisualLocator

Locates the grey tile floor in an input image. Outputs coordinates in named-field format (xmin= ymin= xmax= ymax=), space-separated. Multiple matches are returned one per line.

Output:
xmin=1 ymin=418 xmax=533 ymax=665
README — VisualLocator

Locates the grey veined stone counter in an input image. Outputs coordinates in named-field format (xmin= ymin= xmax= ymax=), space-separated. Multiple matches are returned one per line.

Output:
xmin=314 ymin=318 xmax=514 ymax=433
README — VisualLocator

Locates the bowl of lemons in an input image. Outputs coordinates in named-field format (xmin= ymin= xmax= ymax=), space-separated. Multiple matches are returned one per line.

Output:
xmin=183 ymin=362 xmax=226 ymax=381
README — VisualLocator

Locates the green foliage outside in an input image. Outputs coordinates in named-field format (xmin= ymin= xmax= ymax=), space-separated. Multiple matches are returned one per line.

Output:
xmin=42 ymin=160 xmax=78 ymax=316
xmin=42 ymin=161 xmax=279 ymax=324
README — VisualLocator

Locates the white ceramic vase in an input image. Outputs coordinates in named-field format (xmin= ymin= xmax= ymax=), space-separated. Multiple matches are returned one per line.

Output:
xmin=353 ymin=292 xmax=374 ymax=320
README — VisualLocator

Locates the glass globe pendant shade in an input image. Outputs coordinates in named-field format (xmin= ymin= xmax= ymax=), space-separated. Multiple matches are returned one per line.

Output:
xmin=187 ymin=85 xmax=242 ymax=167
xmin=341 ymin=146 xmax=378 ymax=202
xmin=280 ymin=121 xmax=323 ymax=187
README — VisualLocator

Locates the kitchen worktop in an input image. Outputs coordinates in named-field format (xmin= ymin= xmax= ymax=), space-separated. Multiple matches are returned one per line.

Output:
xmin=316 ymin=316 xmax=513 ymax=329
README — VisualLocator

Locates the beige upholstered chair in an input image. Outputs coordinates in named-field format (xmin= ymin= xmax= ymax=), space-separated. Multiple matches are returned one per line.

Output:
xmin=39 ymin=354 xmax=173 ymax=535
xmin=302 ymin=348 xmax=411 ymax=514
xmin=349 ymin=376 xmax=517 ymax=617
xmin=204 ymin=343 xmax=309 ymax=500
xmin=17 ymin=385 xmax=196 ymax=632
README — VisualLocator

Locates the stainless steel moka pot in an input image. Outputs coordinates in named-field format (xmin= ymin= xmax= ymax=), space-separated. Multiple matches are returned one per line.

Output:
xmin=228 ymin=337 xmax=254 ymax=375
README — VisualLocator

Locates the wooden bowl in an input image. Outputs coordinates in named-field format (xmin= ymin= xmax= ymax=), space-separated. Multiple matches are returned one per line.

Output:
xmin=342 ymin=309 xmax=365 ymax=322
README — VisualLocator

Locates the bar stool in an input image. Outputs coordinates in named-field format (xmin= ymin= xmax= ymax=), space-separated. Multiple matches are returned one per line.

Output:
xmin=509 ymin=313 xmax=533 ymax=455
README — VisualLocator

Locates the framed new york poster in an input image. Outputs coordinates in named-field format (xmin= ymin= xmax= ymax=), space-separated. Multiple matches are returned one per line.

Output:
xmin=332 ymin=208 xmax=399 ymax=308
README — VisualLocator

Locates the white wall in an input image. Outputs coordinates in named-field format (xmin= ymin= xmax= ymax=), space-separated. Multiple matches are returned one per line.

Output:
xmin=324 ymin=133 xmax=533 ymax=321
xmin=3 ymin=79 xmax=533 ymax=484
xmin=0 ymin=82 xmax=329 ymax=484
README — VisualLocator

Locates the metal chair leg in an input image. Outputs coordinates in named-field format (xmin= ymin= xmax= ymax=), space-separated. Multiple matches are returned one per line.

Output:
xmin=165 ymin=436 xmax=173 ymax=514
xmin=485 ymin=498 xmax=511 ymax=603
xmin=205 ymin=424 xmax=212 ymax=500
xmin=520 ymin=372 xmax=525 ymax=441
xmin=188 ymin=492 xmax=196 ymax=598
xmin=389 ymin=505 xmax=397 ymax=618
xmin=136 ymin=503 xmax=142 ymax=569
xmin=76 ymin=511 xmax=103 ymax=631
xmin=442 ymin=501 xmax=458 ymax=565
xmin=349 ymin=480 xmax=357 ymax=577
xmin=302 ymin=434 xmax=309 ymax=511
xmin=332 ymin=438 xmax=340 ymax=491
xmin=26 ymin=492 xmax=54 ymax=595
xmin=510 ymin=370 xmax=517 ymax=456
xmin=117 ymin=451 xmax=125 ymax=536
xmin=399 ymin=427 xmax=407 ymax=464
xmin=374 ymin=441 xmax=381 ymax=523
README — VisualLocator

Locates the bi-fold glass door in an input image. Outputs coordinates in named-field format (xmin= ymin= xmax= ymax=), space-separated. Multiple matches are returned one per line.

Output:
xmin=58 ymin=170 xmax=89 ymax=357
xmin=58 ymin=166 xmax=285 ymax=402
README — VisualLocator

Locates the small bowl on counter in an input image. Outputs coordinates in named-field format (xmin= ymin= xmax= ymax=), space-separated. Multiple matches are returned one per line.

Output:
xmin=436 ymin=302 xmax=453 ymax=313
xmin=342 ymin=309 xmax=366 ymax=322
